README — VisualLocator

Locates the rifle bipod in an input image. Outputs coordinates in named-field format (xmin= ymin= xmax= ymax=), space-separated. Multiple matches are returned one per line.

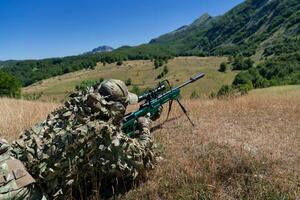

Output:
xmin=164 ymin=99 xmax=195 ymax=127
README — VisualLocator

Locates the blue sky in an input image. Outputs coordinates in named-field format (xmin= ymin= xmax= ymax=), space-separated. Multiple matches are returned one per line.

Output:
xmin=0 ymin=0 xmax=244 ymax=60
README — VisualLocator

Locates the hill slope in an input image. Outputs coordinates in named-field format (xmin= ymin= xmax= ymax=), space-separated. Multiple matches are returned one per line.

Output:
xmin=1 ymin=86 xmax=299 ymax=198
xmin=22 ymin=57 xmax=236 ymax=102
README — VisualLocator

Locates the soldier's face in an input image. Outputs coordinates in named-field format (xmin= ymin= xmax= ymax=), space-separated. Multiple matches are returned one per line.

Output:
xmin=110 ymin=102 xmax=126 ymax=125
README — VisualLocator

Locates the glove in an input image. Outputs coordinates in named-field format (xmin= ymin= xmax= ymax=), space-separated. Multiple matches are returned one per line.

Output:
xmin=150 ymin=106 xmax=163 ymax=121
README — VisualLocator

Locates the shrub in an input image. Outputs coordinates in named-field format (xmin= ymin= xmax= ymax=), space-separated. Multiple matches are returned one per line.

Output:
xmin=233 ymin=71 xmax=253 ymax=86
xmin=154 ymin=58 xmax=165 ymax=69
xmin=217 ymin=85 xmax=235 ymax=97
xmin=232 ymin=56 xmax=254 ymax=70
xmin=244 ymin=58 xmax=254 ymax=70
xmin=228 ymin=56 xmax=233 ymax=63
xmin=116 ymin=60 xmax=123 ymax=66
xmin=219 ymin=62 xmax=227 ymax=72
xmin=163 ymin=66 xmax=169 ymax=74
xmin=125 ymin=78 xmax=132 ymax=86
xmin=217 ymin=84 xmax=251 ymax=98
xmin=75 ymin=78 xmax=103 ymax=91
xmin=131 ymin=85 xmax=141 ymax=95
xmin=157 ymin=66 xmax=169 ymax=79
xmin=0 ymin=71 xmax=21 ymax=98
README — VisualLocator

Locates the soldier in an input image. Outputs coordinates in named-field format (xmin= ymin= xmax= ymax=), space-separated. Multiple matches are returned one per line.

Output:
xmin=11 ymin=79 xmax=160 ymax=199
xmin=0 ymin=139 xmax=46 ymax=200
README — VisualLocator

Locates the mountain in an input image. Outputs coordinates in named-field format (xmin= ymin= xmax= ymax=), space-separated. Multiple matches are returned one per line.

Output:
xmin=150 ymin=13 xmax=217 ymax=46
xmin=89 ymin=45 xmax=114 ymax=54
xmin=149 ymin=0 xmax=300 ymax=57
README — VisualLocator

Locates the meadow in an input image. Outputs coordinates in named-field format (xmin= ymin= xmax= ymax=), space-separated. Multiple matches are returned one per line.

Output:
xmin=22 ymin=57 xmax=237 ymax=102
xmin=1 ymin=85 xmax=299 ymax=199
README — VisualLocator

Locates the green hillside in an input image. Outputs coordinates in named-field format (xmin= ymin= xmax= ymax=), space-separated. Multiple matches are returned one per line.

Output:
xmin=150 ymin=0 xmax=300 ymax=57
xmin=23 ymin=57 xmax=237 ymax=102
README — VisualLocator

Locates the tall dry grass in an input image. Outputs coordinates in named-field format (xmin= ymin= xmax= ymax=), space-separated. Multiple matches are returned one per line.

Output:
xmin=0 ymin=98 xmax=58 ymax=141
xmin=123 ymin=92 xmax=300 ymax=199
xmin=0 ymin=89 xmax=299 ymax=199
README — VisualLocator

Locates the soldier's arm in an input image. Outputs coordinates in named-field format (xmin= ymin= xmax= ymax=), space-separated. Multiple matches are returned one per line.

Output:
xmin=136 ymin=117 xmax=153 ymax=148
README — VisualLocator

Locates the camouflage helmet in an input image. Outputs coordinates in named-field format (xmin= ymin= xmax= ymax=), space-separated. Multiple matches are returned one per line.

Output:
xmin=98 ymin=79 xmax=138 ymax=105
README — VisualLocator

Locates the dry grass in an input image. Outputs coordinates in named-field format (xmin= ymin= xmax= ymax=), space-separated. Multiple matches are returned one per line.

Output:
xmin=0 ymin=98 xmax=58 ymax=141
xmin=122 ymin=87 xmax=300 ymax=199
xmin=0 ymin=86 xmax=299 ymax=199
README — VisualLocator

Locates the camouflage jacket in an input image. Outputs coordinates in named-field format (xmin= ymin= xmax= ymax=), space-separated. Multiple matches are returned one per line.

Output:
xmin=11 ymin=86 xmax=156 ymax=199
xmin=0 ymin=139 xmax=39 ymax=200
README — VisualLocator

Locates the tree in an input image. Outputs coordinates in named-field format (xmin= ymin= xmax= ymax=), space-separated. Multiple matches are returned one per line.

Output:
xmin=0 ymin=71 xmax=21 ymax=98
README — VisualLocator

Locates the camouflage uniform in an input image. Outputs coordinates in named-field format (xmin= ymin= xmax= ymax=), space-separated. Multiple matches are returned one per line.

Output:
xmin=11 ymin=80 xmax=157 ymax=199
xmin=0 ymin=139 xmax=45 ymax=200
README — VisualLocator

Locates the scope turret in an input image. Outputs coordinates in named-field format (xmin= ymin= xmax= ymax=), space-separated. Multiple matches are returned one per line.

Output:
xmin=138 ymin=84 xmax=166 ymax=102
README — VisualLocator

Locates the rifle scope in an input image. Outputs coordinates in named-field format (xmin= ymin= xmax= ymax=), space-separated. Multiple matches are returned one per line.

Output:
xmin=138 ymin=84 xmax=166 ymax=102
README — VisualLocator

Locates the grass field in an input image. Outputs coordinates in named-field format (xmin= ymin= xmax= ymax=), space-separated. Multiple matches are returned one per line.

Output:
xmin=0 ymin=98 xmax=57 ymax=141
xmin=23 ymin=56 xmax=237 ymax=102
xmin=1 ymin=85 xmax=299 ymax=199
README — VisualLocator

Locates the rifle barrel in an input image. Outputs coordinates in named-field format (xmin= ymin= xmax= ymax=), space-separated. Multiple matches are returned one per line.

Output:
xmin=176 ymin=73 xmax=205 ymax=90
xmin=156 ymin=72 xmax=205 ymax=100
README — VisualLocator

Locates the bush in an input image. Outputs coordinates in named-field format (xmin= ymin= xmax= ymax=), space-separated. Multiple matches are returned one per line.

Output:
xmin=0 ymin=71 xmax=21 ymax=98
xmin=228 ymin=56 xmax=233 ymax=63
xmin=131 ymin=85 xmax=141 ymax=95
xmin=244 ymin=58 xmax=254 ymax=70
xmin=232 ymin=56 xmax=254 ymax=70
xmin=217 ymin=85 xmax=235 ymax=97
xmin=157 ymin=66 xmax=169 ymax=79
xmin=163 ymin=66 xmax=168 ymax=74
xmin=233 ymin=71 xmax=253 ymax=86
xmin=154 ymin=58 xmax=166 ymax=69
xmin=116 ymin=60 xmax=123 ymax=66
xmin=75 ymin=78 xmax=103 ymax=91
xmin=217 ymin=84 xmax=251 ymax=98
xmin=219 ymin=62 xmax=227 ymax=72
xmin=125 ymin=78 xmax=132 ymax=86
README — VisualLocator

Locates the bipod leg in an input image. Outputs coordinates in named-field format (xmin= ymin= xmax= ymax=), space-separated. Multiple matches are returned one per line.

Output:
xmin=164 ymin=100 xmax=173 ymax=123
xmin=176 ymin=99 xmax=195 ymax=127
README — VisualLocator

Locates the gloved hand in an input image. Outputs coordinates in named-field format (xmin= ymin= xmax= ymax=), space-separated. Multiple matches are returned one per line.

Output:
xmin=137 ymin=116 xmax=152 ymax=130
xmin=137 ymin=116 xmax=152 ymax=147
xmin=150 ymin=106 xmax=163 ymax=121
